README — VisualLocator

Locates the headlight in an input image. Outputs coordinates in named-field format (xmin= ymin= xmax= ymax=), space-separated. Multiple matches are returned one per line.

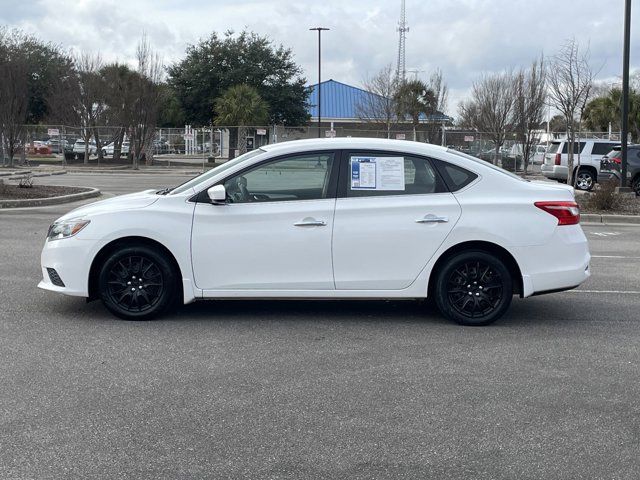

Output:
xmin=47 ymin=219 xmax=91 ymax=241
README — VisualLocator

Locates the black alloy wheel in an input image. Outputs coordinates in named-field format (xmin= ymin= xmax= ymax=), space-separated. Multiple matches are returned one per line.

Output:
xmin=98 ymin=245 xmax=177 ymax=320
xmin=434 ymin=251 xmax=513 ymax=326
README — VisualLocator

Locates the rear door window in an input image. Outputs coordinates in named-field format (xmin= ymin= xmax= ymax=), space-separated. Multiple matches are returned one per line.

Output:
xmin=561 ymin=142 xmax=586 ymax=154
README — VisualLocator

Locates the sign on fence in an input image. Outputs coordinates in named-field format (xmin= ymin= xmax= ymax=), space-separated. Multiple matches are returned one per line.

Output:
xmin=256 ymin=128 xmax=267 ymax=136
xmin=325 ymin=130 xmax=336 ymax=138
xmin=183 ymin=133 xmax=194 ymax=140
xmin=464 ymin=135 xmax=475 ymax=142
xmin=395 ymin=133 xmax=406 ymax=140
xmin=47 ymin=128 xmax=60 ymax=136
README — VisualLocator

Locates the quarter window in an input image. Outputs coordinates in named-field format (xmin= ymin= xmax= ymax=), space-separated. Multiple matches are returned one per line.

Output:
xmin=591 ymin=143 xmax=617 ymax=155
xmin=346 ymin=154 xmax=446 ymax=197
xmin=223 ymin=153 xmax=335 ymax=203
xmin=435 ymin=161 xmax=478 ymax=191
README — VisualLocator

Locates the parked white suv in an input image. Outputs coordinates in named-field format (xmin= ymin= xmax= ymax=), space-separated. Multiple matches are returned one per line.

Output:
xmin=541 ymin=139 xmax=618 ymax=190
xmin=73 ymin=139 xmax=97 ymax=157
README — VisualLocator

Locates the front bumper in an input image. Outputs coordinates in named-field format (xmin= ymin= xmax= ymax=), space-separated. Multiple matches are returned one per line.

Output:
xmin=38 ymin=237 xmax=99 ymax=297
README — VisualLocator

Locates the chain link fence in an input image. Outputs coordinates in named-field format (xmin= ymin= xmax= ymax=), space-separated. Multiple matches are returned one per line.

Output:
xmin=2 ymin=124 xmax=618 ymax=172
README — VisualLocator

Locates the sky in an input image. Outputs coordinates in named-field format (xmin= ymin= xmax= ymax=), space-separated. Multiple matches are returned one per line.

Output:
xmin=1 ymin=0 xmax=637 ymax=117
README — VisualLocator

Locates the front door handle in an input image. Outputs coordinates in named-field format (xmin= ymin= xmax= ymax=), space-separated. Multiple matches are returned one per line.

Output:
xmin=416 ymin=215 xmax=449 ymax=224
xmin=294 ymin=218 xmax=327 ymax=227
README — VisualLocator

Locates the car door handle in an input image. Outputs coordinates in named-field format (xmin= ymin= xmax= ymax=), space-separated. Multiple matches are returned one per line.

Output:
xmin=416 ymin=215 xmax=449 ymax=224
xmin=294 ymin=219 xmax=327 ymax=227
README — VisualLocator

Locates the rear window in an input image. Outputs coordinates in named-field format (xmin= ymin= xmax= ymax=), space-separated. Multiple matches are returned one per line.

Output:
xmin=547 ymin=142 xmax=561 ymax=154
xmin=591 ymin=143 xmax=617 ymax=155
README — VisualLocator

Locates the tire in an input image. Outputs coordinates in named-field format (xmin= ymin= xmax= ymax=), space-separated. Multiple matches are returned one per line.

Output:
xmin=575 ymin=169 xmax=595 ymax=191
xmin=632 ymin=176 xmax=640 ymax=196
xmin=101 ymin=149 xmax=107 ymax=157
xmin=98 ymin=245 xmax=178 ymax=320
xmin=434 ymin=251 xmax=513 ymax=326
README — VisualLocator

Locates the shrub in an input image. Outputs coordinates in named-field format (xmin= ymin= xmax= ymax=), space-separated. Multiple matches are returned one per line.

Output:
xmin=587 ymin=180 xmax=621 ymax=211
xmin=18 ymin=173 xmax=34 ymax=189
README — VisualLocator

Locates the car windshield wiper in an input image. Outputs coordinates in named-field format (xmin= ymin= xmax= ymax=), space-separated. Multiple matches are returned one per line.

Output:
xmin=156 ymin=187 xmax=173 ymax=195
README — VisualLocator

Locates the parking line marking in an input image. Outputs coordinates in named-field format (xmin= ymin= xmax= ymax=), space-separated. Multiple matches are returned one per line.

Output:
xmin=566 ymin=290 xmax=640 ymax=294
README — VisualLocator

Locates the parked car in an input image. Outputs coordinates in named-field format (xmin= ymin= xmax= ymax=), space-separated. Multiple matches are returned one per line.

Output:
xmin=39 ymin=138 xmax=590 ymax=326
xmin=101 ymin=141 xmax=130 ymax=157
xmin=600 ymin=145 xmax=640 ymax=195
xmin=541 ymin=138 xmax=619 ymax=190
xmin=47 ymin=138 xmax=74 ymax=154
xmin=73 ymin=139 xmax=97 ymax=158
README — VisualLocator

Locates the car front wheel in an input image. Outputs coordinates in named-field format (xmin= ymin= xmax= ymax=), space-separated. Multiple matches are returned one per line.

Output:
xmin=98 ymin=245 xmax=177 ymax=320
xmin=434 ymin=251 xmax=513 ymax=326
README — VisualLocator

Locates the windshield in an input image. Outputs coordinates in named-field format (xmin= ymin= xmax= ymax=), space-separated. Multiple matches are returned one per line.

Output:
xmin=169 ymin=149 xmax=266 ymax=195
xmin=446 ymin=149 xmax=525 ymax=181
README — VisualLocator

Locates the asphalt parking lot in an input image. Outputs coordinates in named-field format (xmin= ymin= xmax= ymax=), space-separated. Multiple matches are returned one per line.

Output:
xmin=1 ymin=173 xmax=639 ymax=479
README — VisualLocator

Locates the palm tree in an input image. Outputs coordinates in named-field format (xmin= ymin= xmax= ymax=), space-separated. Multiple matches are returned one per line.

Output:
xmin=214 ymin=84 xmax=269 ymax=156
xmin=394 ymin=80 xmax=437 ymax=141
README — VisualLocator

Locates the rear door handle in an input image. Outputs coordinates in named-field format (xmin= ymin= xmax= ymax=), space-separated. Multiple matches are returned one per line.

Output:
xmin=294 ymin=219 xmax=326 ymax=227
xmin=416 ymin=215 xmax=448 ymax=224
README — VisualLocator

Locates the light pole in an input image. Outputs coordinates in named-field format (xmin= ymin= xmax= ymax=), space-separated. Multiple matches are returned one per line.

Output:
xmin=310 ymin=27 xmax=329 ymax=138
xmin=620 ymin=0 xmax=632 ymax=189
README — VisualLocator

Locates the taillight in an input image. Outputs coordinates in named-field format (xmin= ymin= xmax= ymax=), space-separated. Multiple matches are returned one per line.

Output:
xmin=554 ymin=153 xmax=561 ymax=165
xmin=612 ymin=157 xmax=621 ymax=165
xmin=535 ymin=201 xmax=580 ymax=226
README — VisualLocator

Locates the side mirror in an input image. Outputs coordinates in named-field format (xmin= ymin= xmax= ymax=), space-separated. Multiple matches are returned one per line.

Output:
xmin=207 ymin=184 xmax=227 ymax=205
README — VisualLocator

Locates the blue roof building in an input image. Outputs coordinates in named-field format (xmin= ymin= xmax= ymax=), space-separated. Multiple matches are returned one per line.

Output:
xmin=307 ymin=79 xmax=452 ymax=124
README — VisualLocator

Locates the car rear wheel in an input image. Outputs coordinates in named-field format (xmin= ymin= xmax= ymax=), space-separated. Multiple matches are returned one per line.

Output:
xmin=98 ymin=245 xmax=177 ymax=320
xmin=434 ymin=251 xmax=513 ymax=326
xmin=632 ymin=176 xmax=640 ymax=196
xmin=575 ymin=169 xmax=595 ymax=191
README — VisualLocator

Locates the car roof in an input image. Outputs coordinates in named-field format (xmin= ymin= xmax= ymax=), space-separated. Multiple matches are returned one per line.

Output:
xmin=261 ymin=137 xmax=449 ymax=156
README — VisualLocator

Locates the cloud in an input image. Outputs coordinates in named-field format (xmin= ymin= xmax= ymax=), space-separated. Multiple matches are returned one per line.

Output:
xmin=1 ymin=0 xmax=637 ymax=114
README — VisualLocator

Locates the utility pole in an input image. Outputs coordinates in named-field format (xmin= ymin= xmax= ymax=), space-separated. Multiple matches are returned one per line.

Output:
xmin=310 ymin=27 xmax=329 ymax=138
xmin=620 ymin=0 xmax=632 ymax=189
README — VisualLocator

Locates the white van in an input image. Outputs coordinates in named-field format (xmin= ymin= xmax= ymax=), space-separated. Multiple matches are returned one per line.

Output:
xmin=541 ymin=139 xmax=618 ymax=190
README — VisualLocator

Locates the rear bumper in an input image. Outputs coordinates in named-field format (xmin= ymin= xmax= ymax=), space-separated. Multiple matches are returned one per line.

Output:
xmin=541 ymin=164 xmax=567 ymax=180
xmin=512 ymin=225 xmax=590 ymax=297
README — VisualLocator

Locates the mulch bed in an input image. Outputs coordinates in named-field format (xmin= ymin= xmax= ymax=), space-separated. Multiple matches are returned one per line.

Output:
xmin=576 ymin=192 xmax=640 ymax=215
xmin=0 ymin=183 xmax=89 ymax=200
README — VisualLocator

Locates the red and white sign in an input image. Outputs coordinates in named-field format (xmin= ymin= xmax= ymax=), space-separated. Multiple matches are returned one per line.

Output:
xmin=256 ymin=128 xmax=267 ymax=136
xmin=395 ymin=133 xmax=406 ymax=140
xmin=464 ymin=135 xmax=475 ymax=142
xmin=183 ymin=133 xmax=194 ymax=140
xmin=47 ymin=128 xmax=60 ymax=136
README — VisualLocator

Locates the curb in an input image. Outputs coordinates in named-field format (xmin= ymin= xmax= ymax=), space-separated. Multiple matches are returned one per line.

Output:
xmin=62 ymin=169 xmax=202 ymax=175
xmin=0 ymin=187 xmax=101 ymax=209
xmin=581 ymin=213 xmax=640 ymax=225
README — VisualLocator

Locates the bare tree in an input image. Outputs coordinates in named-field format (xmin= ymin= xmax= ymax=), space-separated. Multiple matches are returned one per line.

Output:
xmin=356 ymin=64 xmax=399 ymax=138
xmin=74 ymin=52 xmax=105 ymax=164
xmin=459 ymin=72 xmax=515 ymax=164
xmin=425 ymin=69 xmax=449 ymax=144
xmin=130 ymin=35 xmax=162 ymax=169
xmin=513 ymin=56 xmax=547 ymax=173
xmin=0 ymin=29 xmax=29 ymax=167
xmin=547 ymin=39 xmax=594 ymax=185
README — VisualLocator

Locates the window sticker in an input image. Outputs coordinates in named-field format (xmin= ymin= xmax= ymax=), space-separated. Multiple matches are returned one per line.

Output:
xmin=350 ymin=156 xmax=405 ymax=191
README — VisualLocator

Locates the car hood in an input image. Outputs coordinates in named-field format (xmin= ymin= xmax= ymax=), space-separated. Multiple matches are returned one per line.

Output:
xmin=56 ymin=189 xmax=160 ymax=222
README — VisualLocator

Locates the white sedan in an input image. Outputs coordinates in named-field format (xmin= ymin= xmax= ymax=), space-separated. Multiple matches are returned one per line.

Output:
xmin=39 ymin=138 xmax=590 ymax=326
